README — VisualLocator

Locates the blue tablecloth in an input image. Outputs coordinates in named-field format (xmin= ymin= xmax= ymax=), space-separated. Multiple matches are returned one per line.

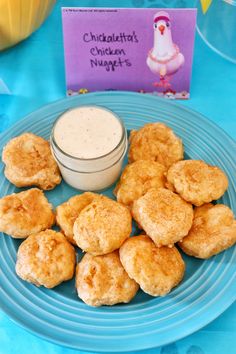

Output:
xmin=0 ymin=1 xmax=235 ymax=354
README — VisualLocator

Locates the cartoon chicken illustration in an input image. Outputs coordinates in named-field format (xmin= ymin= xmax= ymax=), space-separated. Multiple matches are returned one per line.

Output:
xmin=147 ymin=11 xmax=184 ymax=89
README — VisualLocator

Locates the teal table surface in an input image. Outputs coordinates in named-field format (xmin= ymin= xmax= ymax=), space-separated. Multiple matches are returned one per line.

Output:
xmin=0 ymin=1 xmax=235 ymax=354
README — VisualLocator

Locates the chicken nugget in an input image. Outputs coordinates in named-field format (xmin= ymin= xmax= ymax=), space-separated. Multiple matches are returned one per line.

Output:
xmin=179 ymin=203 xmax=236 ymax=259
xmin=2 ymin=133 xmax=61 ymax=190
xmin=56 ymin=192 xmax=100 ymax=244
xmin=0 ymin=188 xmax=55 ymax=238
xmin=166 ymin=160 xmax=228 ymax=206
xmin=114 ymin=160 xmax=166 ymax=207
xmin=128 ymin=123 xmax=183 ymax=168
xmin=16 ymin=230 xmax=76 ymax=288
xmin=76 ymin=251 xmax=139 ymax=307
xmin=119 ymin=235 xmax=185 ymax=296
xmin=73 ymin=196 xmax=132 ymax=255
xmin=132 ymin=188 xmax=193 ymax=247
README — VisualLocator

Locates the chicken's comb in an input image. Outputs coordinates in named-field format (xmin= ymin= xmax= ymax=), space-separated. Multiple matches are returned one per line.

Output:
xmin=154 ymin=15 xmax=170 ymax=23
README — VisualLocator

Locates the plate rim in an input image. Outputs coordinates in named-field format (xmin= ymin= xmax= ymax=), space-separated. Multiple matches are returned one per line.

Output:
xmin=1 ymin=91 xmax=236 ymax=148
xmin=0 ymin=91 xmax=236 ymax=352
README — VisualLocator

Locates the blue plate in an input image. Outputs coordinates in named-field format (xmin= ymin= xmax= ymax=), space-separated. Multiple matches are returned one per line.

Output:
xmin=0 ymin=92 xmax=236 ymax=352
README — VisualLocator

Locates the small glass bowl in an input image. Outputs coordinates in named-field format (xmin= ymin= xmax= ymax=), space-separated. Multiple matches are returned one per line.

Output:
xmin=50 ymin=106 xmax=128 ymax=191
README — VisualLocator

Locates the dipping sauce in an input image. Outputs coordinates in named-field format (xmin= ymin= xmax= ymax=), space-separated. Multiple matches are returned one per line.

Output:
xmin=50 ymin=106 xmax=127 ymax=191
xmin=53 ymin=106 xmax=123 ymax=159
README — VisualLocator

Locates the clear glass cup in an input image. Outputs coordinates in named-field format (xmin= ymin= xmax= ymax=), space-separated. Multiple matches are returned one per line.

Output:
xmin=50 ymin=107 xmax=128 ymax=191
xmin=197 ymin=0 xmax=236 ymax=63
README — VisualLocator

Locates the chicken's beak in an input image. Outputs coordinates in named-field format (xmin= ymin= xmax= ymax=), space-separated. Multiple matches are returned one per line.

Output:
xmin=158 ymin=25 xmax=165 ymax=35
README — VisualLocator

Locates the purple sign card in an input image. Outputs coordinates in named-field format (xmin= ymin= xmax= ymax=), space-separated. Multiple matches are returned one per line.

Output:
xmin=62 ymin=8 xmax=196 ymax=99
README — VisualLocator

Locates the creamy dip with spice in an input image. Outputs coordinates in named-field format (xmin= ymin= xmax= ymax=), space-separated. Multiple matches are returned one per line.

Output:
xmin=50 ymin=106 xmax=127 ymax=190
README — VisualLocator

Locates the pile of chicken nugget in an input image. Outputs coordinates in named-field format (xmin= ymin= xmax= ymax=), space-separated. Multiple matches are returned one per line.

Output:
xmin=0 ymin=123 xmax=235 ymax=307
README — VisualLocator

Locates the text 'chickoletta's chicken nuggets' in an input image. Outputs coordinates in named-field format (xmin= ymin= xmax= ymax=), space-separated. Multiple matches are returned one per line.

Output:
xmin=2 ymin=132 xmax=61 ymax=190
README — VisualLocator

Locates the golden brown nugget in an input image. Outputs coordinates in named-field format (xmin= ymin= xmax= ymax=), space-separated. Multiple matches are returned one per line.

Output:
xmin=56 ymin=192 xmax=100 ymax=245
xmin=179 ymin=203 xmax=236 ymax=259
xmin=128 ymin=123 xmax=183 ymax=168
xmin=114 ymin=160 xmax=166 ymax=207
xmin=119 ymin=235 xmax=185 ymax=296
xmin=73 ymin=197 xmax=132 ymax=255
xmin=166 ymin=160 xmax=228 ymax=206
xmin=132 ymin=188 xmax=193 ymax=247
xmin=0 ymin=188 xmax=55 ymax=238
xmin=16 ymin=230 xmax=76 ymax=288
xmin=2 ymin=133 xmax=61 ymax=190
xmin=76 ymin=251 xmax=139 ymax=307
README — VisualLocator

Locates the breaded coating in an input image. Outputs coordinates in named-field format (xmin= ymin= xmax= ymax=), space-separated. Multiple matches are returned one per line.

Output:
xmin=114 ymin=160 xmax=166 ymax=207
xmin=0 ymin=188 xmax=55 ymax=238
xmin=56 ymin=192 xmax=99 ymax=245
xmin=2 ymin=133 xmax=61 ymax=190
xmin=76 ymin=251 xmax=139 ymax=306
xmin=128 ymin=123 xmax=183 ymax=168
xmin=73 ymin=196 xmax=132 ymax=255
xmin=132 ymin=188 xmax=193 ymax=247
xmin=16 ymin=230 xmax=76 ymax=288
xmin=166 ymin=160 xmax=228 ymax=206
xmin=119 ymin=235 xmax=185 ymax=296
xmin=179 ymin=203 xmax=236 ymax=258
